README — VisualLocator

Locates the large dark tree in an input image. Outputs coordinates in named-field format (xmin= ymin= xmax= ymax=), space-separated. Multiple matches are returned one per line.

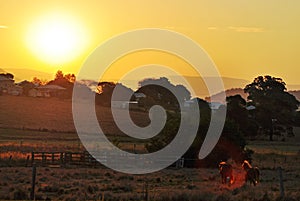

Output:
xmin=295 ymin=111 xmax=300 ymax=126
xmin=48 ymin=70 xmax=74 ymax=89
xmin=182 ymin=98 xmax=211 ymax=167
xmin=226 ymin=95 xmax=249 ymax=134
xmin=145 ymin=97 xmax=212 ymax=166
xmin=244 ymin=75 xmax=299 ymax=140
xmin=137 ymin=77 xmax=191 ymax=111
xmin=46 ymin=70 xmax=75 ymax=98
xmin=95 ymin=82 xmax=133 ymax=106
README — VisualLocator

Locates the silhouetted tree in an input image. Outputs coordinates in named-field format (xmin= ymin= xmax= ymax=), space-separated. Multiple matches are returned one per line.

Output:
xmin=182 ymin=98 xmax=211 ymax=167
xmin=64 ymin=73 xmax=76 ymax=83
xmin=95 ymin=82 xmax=133 ymax=106
xmin=0 ymin=73 xmax=14 ymax=80
xmin=226 ymin=95 xmax=248 ymax=133
xmin=46 ymin=70 xmax=75 ymax=98
xmin=137 ymin=77 xmax=191 ymax=110
xmin=48 ymin=70 xmax=74 ymax=88
xmin=145 ymin=112 xmax=180 ymax=153
xmin=244 ymin=75 xmax=299 ymax=140
xmin=55 ymin=70 xmax=64 ymax=80
xmin=31 ymin=77 xmax=46 ymax=86
xmin=96 ymin=81 xmax=115 ymax=94
xmin=294 ymin=111 xmax=300 ymax=126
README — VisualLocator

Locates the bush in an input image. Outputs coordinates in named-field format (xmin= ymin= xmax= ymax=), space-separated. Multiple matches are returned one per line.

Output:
xmin=13 ymin=188 xmax=28 ymax=200
xmin=259 ymin=193 xmax=271 ymax=201
xmin=215 ymin=195 xmax=230 ymax=201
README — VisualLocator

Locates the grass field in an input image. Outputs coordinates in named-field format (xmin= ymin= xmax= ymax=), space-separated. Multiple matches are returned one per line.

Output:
xmin=0 ymin=95 xmax=150 ymax=134
xmin=0 ymin=95 xmax=300 ymax=200
xmin=0 ymin=153 xmax=300 ymax=201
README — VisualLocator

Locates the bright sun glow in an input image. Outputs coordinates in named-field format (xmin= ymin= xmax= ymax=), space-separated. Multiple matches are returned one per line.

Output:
xmin=26 ymin=13 xmax=89 ymax=64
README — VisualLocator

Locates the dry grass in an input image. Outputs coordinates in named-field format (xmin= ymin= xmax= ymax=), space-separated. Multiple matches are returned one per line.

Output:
xmin=0 ymin=95 xmax=150 ymax=154
xmin=1 ymin=95 xmax=300 ymax=200
xmin=0 ymin=95 xmax=150 ymax=135
xmin=0 ymin=157 xmax=299 ymax=201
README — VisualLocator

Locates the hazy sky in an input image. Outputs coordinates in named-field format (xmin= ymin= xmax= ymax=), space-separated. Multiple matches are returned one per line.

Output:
xmin=1 ymin=0 xmax=300 ymax=86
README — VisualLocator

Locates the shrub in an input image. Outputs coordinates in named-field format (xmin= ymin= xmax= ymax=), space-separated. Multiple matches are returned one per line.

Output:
xmin=215 ymin=195 xmax=230 ymax=201
xmin=13 ymin=188 xmax=28 ymax=200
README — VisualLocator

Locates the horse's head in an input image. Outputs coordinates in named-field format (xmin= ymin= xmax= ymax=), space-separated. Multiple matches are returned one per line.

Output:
xmin=219 ymin=161 xmax=226 ymax=169
xmin=242 ymin=160 xmax=252 ymax=170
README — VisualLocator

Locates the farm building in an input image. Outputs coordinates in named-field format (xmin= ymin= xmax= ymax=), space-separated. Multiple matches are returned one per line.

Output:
xmin=0 ymin=74 xmax=23 ymax=95
xmin=0 ymin=75 xmax=14 ymax=94
xmin=111 ymin=101 xmax=139 ymax=109
xmin=28 ymin=85 xmax=66 ymax=97
xmin=133 ymin=92 xmax=146 ymax=100
xmin=7 ymin=85 xmax=23 ymax=95
xmin=209 ymin=102 xmax=224 ymax=111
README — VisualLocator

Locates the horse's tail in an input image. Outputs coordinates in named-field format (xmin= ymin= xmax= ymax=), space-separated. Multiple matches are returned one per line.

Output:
xmin=254 ymin=167 xmax=260 ymax=183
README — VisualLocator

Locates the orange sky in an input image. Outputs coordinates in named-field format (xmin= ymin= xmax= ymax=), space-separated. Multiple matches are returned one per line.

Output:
xmin=1 ymin=0 xmax=300 ymax=89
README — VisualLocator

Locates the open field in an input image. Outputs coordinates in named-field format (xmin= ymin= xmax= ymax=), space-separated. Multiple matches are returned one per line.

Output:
xmin=0 ymin=95 xmax=150 ymax=154
xmin=0 ymin=153 xmax=300 ymax=201
xmin=1 ymin=95 xmax=300 ymax=200
xmin=0 ymin=95 xmax=150 ymax=135
xmin=0 ymin=126 xmax=299 ymax=200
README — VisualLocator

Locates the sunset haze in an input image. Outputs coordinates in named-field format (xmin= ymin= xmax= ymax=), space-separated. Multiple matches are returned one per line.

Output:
xmin=1 ymin=0 xmax=299 ymax=89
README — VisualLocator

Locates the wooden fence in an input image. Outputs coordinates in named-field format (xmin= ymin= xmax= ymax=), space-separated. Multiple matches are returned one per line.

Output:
xmin=0 ymin=151 xmax=186 ymax=168
xmin=31 ymin=151 xmax=99 ymax=167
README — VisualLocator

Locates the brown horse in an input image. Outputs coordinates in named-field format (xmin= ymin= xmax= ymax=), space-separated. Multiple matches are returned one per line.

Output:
xmin=242 ymin=160 xmax=260 ymax=186
xmin=218 ymin=161 xmax=234 ymax=186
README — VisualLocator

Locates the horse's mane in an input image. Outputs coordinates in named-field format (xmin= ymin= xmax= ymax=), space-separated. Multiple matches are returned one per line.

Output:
xmin=242 ymin=160 xmax=252 ymax=169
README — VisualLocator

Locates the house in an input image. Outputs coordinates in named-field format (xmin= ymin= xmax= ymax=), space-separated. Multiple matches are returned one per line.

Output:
xmin=209 ymin=102 xmax=223 ymax=110
xmin=111 ymin=101 xmax=139 ymax=109
xmin=8 ymin=85 xmax=23 ymax=96
xmin=0 ymin=75 xmax=14 ymax=93
xmin=183 ymin=100 xmax=195 ymax=108
xmin=0 ymin=75 xmax=23 ymax=95
xmin=28 ymin=85 xmax=66 ymax=98
xmin=38 ymin=84 xmax=66 ymax=97
xmin=28 ymin=88 xmax=47 ymax=97
xmin=133 ymin=92 xmax=146 ymax=100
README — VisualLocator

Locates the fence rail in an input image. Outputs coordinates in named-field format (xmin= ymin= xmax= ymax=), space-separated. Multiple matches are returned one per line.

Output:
xmin=1 ymin=151 xmax=187 ymax=168
xmin=31 ymin=151 xmax=99 ymax=167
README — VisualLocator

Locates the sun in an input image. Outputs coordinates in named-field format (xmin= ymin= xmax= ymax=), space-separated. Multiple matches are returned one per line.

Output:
xmin=26 ymin=12 xmax=89 ymax=64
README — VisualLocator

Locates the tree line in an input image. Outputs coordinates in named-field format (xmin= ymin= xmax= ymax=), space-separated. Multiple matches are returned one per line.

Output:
xmin=7 ymin=70 xmax=300 ymax=167
xmin=94 ymin=74 xmax=300 ymax=167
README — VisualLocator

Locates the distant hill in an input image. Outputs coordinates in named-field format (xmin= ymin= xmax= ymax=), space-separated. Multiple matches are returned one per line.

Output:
xmin=287 ymin=85 xmax=300 ymax=91
xmin=134 ymin=76 xmax=251 ymax=98
xmin=0 ymin=68 xmax=52 ymax=82
xmin=205 ymin=88 xmax=300 ymax=103
xmin=289 ymin=90 xmax=300 ymax=102
xmin=1 ymin=68 xmax=300 ymax=98
xmin=205 ymin=88 xmax=248 ymax=103
xmin=115 ymin=76 xmax=251 ymax=98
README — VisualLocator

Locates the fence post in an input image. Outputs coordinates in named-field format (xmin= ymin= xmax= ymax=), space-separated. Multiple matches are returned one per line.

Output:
xmin=8 ymin=155 xmax=12 ymax=166
xmin=26 ymin=155 xmax=30 ymax=167
xmin=42 ymin=152 xmax=46 ymax=166
xmin=30 ymin=164 xmax=36 ymax=200
xmin=60 ymin=153 xmax=64 ymax=166
xmin=181 ymin=158 xmax=184 ymax=168
xmin=31 ymin=152 xmax=34 ymax=166
xmin=101 ymin=192 xmax=104 ymax=201
xmin=278 ymin=167 xmax=285 ymax=198
xmin=143 ymin=181 xmax=149 ymax=201
xmin=51 ymin=153 xmax=54 ymax=163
